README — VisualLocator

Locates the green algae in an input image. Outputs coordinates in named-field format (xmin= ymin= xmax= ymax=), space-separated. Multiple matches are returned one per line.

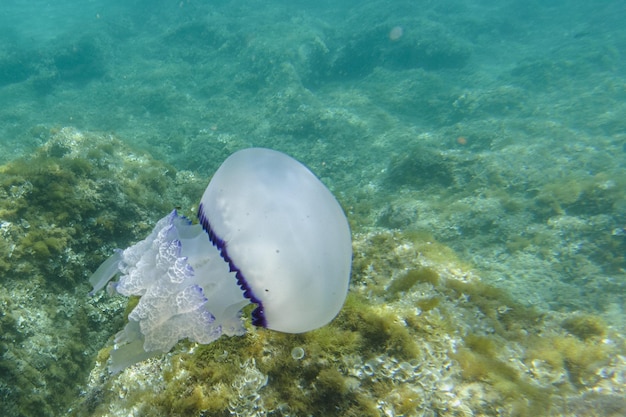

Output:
xmin=387 ymin=266 xmax=440 ymax=299
xmin=453 ymin=334 xmax=552 ymax=417
xmin=79 ymin=289 xmax=419 ymax=417
xmin=0 ymin=128 xmax=207 ymax=417
xmin=385 ymin=144 xmax=456 ymax=189
xmin=524 ymin=327 xmax=614 ymax=391
xmin=76 ymin=274 xmax=429 ymax=416
xmin=68 ymin=226 xmax=626 ymax=417
xmin=35 ymin=146 xmax=619 ymax=417
xmin=362 ymin=230 xmax=621 ymax=415
xmin=535 ymin=173 xmax=626 ymax=218
xmin=0 ymin=128 xmax=204 ymax=289
xmin=416 ymin=296 xmax=441 ymax=312
xmin=561 ymin=313 xmax=607 ymax=341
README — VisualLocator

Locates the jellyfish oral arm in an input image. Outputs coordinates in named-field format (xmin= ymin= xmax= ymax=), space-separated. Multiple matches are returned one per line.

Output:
xmin=89 ymin=210 xmax=248 ymax=373
xmin=88 ymin=250 xmax=122 ymax=296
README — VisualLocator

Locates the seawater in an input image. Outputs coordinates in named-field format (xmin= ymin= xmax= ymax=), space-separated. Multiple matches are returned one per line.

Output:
xmin=1 ymin=1 xmax=624 ymax=416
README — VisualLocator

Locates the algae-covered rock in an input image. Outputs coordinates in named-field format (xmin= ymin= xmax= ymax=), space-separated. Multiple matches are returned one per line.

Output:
xmin=2 ymin=127 xmax=623 ymax=417
xmin=70 ymin=228 xmax=626 ymax=417
xmin=0 ymin=127 xmax=205 ymax=417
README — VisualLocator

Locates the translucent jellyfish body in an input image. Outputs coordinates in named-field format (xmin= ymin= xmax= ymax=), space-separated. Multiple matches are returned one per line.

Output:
xmin=89 ymin=148 xmax=352 ymax=372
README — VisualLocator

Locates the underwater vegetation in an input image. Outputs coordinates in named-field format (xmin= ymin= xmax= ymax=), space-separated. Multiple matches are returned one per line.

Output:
xmin=0 ymin=127 xmax=206 ymax=417
xmin=0 ymin=125 xmax=623 ymax=417
xmin=0 ymin=127 xmax=197 ymax=289
xmin=70 ymin=223 xmax=626 ymax=417
xmin=0 ymin=127 xmax=622 ymax=417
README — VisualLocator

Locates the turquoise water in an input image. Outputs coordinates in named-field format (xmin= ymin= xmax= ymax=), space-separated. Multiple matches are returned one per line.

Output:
xmin=1 ymin=0 xmax=625 ymax=416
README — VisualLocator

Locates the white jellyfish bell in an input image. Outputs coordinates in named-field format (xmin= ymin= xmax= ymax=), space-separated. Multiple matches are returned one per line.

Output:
xmin=88 ymin=148 xmax=352 ymax=373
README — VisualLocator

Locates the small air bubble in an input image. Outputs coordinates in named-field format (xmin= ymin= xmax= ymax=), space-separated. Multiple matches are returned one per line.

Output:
xmin=291 ymin=347 xmax=305 ymax=360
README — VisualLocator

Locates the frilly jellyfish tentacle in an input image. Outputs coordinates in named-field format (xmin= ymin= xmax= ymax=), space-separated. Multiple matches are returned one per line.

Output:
xmin=88 ymin=249 xmax=122 ymax=296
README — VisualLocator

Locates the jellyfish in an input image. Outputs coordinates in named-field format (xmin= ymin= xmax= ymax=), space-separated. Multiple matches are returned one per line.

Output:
xmin=88 ymin=148 xmax=352 ymax=373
